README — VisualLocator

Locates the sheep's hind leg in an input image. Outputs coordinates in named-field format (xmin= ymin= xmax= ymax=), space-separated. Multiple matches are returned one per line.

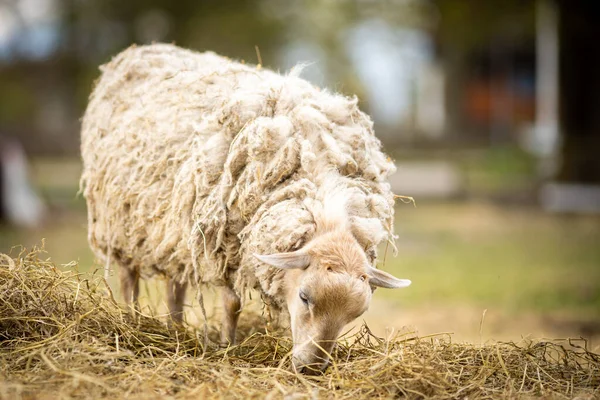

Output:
xmin=221 ymin=286 xmax=241 ymax=345
xmin=119 ymin=266 xmax=140 ymax=315
xmin=166 ymin=278 xmax=187 ymax=324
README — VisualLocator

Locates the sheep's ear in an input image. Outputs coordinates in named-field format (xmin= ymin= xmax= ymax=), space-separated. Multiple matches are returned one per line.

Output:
xmin=254 ymin=250 xmax=310 ymax=270
xmin=367 ymin=266 xmax=411 ymax=289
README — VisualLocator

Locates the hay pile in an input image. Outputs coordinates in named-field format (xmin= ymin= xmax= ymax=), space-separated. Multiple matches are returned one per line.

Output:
xmin=1 ymin=250 xmax=599 ymax=399
xmin=80 ymin=44 xmax=396 ymax=310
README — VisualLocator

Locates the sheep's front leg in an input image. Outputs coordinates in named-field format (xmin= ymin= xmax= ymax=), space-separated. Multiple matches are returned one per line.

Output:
xmin=221 ymin=286 xmax=241 ymax=345
xmin=119 ymin=266 xmax=140 ymax=312
xmin=166 ymin=278 xmax=187 ymax=324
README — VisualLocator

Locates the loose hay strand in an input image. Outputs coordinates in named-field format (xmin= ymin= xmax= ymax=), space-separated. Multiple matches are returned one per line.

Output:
xmin=1 ymin=248 xmax=599 ymax=399
xmin=394 ymin=194 xmax=417 ymax=207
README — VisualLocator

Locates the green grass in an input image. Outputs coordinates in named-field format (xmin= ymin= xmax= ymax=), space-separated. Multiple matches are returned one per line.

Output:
xmin=382 ymin=202 xmax=600 ymax=316
xmin=461 ymin=146 xmax=537 ymax=193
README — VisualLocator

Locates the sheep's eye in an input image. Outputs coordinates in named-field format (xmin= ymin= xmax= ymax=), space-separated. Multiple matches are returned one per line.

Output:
xmin=299 ymin=291 xmax=309 ymax=306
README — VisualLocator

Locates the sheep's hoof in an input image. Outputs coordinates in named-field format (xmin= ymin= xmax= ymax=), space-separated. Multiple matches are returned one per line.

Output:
xmin=219 ymin=335 xmax=236 ymax=348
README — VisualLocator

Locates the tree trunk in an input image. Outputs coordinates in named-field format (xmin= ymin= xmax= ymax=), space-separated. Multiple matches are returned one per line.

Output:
xmin=557 ymin=0 xmax=600 ymax=183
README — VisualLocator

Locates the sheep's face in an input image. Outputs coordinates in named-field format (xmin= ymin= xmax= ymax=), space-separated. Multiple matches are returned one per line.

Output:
xmin=285 ymin=260 xmax=370 ymax=374
xmin=255 ymin=230 xmax=411 ymax=374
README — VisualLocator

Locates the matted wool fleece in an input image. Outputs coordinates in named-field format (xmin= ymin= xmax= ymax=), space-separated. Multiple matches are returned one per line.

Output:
xmin=80 ymin=43 xmax=396 ymax=310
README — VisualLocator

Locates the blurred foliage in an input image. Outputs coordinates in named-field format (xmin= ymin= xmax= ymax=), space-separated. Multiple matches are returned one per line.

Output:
xmin=61 ymin=0 xmax=290 ymax=114
xmin=436 ymin=0 xmax=535 ymax=51
xmin=0 ymin=0 xmax=439 ymax=154
xmin=0 ymin=80 xmax=34 ymax=123
xmin=0 ymin=0 xmax=289 ymax=154
xmin=62 ymin=0 xmax=286 ymax=64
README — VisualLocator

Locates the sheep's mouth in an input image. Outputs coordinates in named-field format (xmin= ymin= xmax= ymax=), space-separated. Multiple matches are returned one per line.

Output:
xmin=292 ymin=358 xmax=329 ymax=375
xmin=296 ymin=364 xmax=326 ymax=375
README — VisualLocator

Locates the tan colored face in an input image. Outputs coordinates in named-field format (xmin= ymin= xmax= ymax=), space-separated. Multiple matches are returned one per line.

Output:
xmin=254 ymin=230 xmax=411 ymax=374
xmin=285 ymin=266 xmax=371 ymax=374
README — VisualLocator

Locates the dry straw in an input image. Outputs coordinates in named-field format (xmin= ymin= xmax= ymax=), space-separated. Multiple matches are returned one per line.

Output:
xmin=1 ymin=249 xmax=598 ymax=399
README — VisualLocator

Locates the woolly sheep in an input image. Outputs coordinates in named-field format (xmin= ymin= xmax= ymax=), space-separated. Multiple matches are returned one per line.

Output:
xmin=80 ymin=43 xmax=411 ymax=374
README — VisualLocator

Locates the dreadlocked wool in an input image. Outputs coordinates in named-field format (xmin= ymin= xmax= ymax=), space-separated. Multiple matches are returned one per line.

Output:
xmin=80 ymin=43 xmax=396 ymax=313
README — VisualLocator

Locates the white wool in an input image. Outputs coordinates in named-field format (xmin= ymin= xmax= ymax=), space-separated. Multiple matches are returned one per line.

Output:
xmin=80 ymin=44 xmax=397 ymax=312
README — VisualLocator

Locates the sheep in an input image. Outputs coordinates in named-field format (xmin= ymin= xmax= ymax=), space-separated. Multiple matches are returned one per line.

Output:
xmin=80 ymin=43 xmax=411 ymax=374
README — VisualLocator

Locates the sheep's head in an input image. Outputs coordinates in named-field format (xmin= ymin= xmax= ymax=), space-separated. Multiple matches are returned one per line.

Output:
xmin=254 ymin=230 xmax=410 ymax=374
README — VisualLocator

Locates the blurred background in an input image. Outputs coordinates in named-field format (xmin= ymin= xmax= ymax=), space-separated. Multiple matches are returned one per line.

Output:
xmin=0 ymin=0 xmax=598 ymax=347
